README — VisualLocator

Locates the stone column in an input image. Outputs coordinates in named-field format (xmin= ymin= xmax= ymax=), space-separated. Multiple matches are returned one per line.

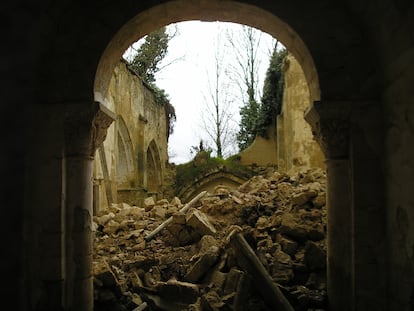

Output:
xmin=305 ymin=101 xmax=353 ymax=311
xmin=136 ymin=113 xmax=147 ymax=204
xmin=349 ymin=101 xmax=386 ymax=311
xmin=64 ymin=102 xmax=115 ymax=311
xmin=276 ymin=114 xmax=286 ymax=172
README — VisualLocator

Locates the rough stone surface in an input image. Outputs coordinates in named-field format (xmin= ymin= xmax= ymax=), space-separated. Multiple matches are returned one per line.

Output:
xmin=93 ymin=167 xmax=327 ymax=310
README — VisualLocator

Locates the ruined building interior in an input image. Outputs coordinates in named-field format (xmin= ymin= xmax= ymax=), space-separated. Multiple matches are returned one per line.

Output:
xmin=3 ymin=0 xmax=414 ymax=310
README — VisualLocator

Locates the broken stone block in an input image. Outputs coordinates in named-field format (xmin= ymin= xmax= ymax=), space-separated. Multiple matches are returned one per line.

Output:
xmin=201 ymin=290 xmax=227 ymax=311
xmin=312 ymin=193 xmax=326 ymax=208
xmin=170 ymin=196 xmax=182 ymax=206
xmin=186 ymin=209 xmax=217 ymax=236
xmin=171 ymin=211 xmax=186 ymax=225
xmin=157 ymin=198 xmax=169 ymax=206
xmin=96 ymin=212 xmax=115 ymax=226
xmin=143 ymin=197 xmax=155 ymax=211
xmin=108 ymin=203 xmax=122 ymax=214
xmin=307 ymin=223 xmax=325 ymax=241
xmin=291 ymin=189 xmax=318 ymax=206
xmin=151 ymin=206 xmax=166 ymax=219
xmin=304 ymin=241 xmax=326 ymax=270
xmin=92 ymin=221 xmax=98 ymax=232
xmin=279 ymin=213 xmax=307 ymax=242
xmin=134 ymin=220 xmax=148 ymax=230
xmin=239 ymin=175 xmax=270 ymax=194
xmin=198 ymin=235 xmax=219 ymax=253
xmin=119 ymin=201 xmax=132 ymax=210
xmin=230 ymin=193 xmax=244 ymax=205
xmin=131 ymin=240 xmax=146 ymax=252
xmin=157 ymin=279 xmax=200 ymax=304
xmin=255 ymin=215 xmax=276 ymax=231
xmin=279 ymin=236 xmax=299 ymax=256
xmin=223 ymin=268 xmax=243 ymax=295
xmin=165 ymin=205 xmax=179 ymax=217
xmin=185 ymin=246 xmax=220 ymax=283
xmin=103 ymin=219 xmax=121 ymax=235
xmin=129 ymin=206 xmax=146 ymax=218
xmin=206 ymin=270 xmax=227 ymax=290
xmin=269 ymin=171 xmax=289 ymax=183
xmin=165 ymin=224 xmax=195 ymax=246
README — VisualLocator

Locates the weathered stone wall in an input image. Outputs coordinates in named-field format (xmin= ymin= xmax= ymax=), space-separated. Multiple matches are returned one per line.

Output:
xmin=239 ymin=126 xmax=278 ymax=167
xmin=93 ymin=60 xmax=169 ymax=211
xmin=277 ymin=53 xmax=325 ymax=173
xmin=239 ymin=53 xmax=325 ymax=173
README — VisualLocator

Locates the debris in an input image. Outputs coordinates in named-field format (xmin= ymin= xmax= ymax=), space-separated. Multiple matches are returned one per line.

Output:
xmin=229 ymin=232 xmax=295 ymax=311
xmin=93 ymin=168 xmax=328 ymax=310
xmin=144 ymin=191 xmax=208 ymax=241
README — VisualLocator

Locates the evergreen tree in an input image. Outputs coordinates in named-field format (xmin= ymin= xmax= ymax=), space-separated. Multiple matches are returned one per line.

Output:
xmin=128 ymin=27 xmax=170 ymax=84
xmin=237 ymin=98 xmax=259 ymax=151
xmin=126 ymin=27 xmax=176 ymax=140
xmin=257 ymin=47 xmax=287 ymax=138
xmin=236 ymin=47 xmax=286 ymax=150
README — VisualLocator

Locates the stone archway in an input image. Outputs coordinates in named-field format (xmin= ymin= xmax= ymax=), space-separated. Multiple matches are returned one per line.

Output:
xmin=177 ymin=170 xmax=250 ymax=203
xmin=94 ymin=0 xmax=321 ymax=103
xmin=146 ymin=140 xmax=163 ymax=200
xmin=88 ymin=4 xmax=379 ymax=311
xmin=18 ymin=1 xmax=394 ymax=310
xmin=116 ymin=116 xmax=135 ymax=187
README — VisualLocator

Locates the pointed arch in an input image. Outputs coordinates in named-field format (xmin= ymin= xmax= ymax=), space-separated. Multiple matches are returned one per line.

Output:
xmin=116 ymin=116 xmax=136 ymax=187
xmin=146 ymin=139 xmax=162 ymax=199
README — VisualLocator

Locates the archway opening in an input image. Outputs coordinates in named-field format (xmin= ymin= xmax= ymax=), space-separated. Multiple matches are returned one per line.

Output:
xmin=93 ymin=2 xmax=326 ymax=310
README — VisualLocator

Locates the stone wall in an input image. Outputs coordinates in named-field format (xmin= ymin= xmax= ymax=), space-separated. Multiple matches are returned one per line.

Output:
xmin=277 ymin=53 xmax=325 ymax=173
xmin=239 ymin=126 xmax=278 ymax=167
xmin=239 ymin=53 xmax=325 ymax=173
xmin=93 ymin=60 xmax=169 ymax=212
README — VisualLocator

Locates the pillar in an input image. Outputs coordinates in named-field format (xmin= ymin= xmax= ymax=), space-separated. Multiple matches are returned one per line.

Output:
xmin=305 ymin=100 xmax=387 ymax=310
xmin=349 ymin=101 xmax=386 ymax=310
xmin=305 ymin=101 xmax=353 ymax=311
xmin=64 ymin=102 xmax=115 ymax=311
xmin=136 ymin=113 xmax=147 ymax=204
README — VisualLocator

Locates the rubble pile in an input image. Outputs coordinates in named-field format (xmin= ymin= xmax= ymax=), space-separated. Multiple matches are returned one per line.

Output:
xmin=93 ymin=168 xmax=327 ymax=311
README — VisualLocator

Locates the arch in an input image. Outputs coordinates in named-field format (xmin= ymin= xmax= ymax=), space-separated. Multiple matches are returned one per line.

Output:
xmin=177 ymin=169 xmax=250 ymax=203
xmin=116 ymin=116 xmax=136 ymax=187
xmin=146 ymin=139 xmax=162 ymax=198
xmin=94 ymin=0 xmax=321 ymax=103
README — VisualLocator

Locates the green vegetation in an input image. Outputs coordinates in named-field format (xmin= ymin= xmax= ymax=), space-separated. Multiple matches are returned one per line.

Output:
xmin=237 ymin=47 xmax=287 ymax=149
xmin=257 ymin=47 xmax=287 ymax=138
xmin=126 ymin=27 xmax=176 ymax=139
xmin=175 ymin=152 xmax=256 ymax=192
xmin=128 ymin=27 xmax=170 ymax=84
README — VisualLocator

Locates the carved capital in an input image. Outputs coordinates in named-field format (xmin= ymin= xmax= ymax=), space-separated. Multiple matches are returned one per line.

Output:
xmin=304 ymin=101 xmax=351 ymax=159
xmin=65 ymin=102 xmax=116 ymax=157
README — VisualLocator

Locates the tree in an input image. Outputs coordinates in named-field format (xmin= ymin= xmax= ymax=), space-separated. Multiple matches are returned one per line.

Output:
xmin=225 ymin=25 xmax=264 ymax=151
xmin=201 ymin=29 xmax=238 ymax=159
xmin=128 ymin=27 xmax=170 ymax=84
xmin=125 ymin=27 xmax=178 ymax=140
xmin=257 ymin=47 xmax=287 ymax=137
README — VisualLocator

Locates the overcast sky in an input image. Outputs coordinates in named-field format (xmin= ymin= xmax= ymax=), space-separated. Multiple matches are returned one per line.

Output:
xmin=124 ymin=21 xmax=278 ymax=164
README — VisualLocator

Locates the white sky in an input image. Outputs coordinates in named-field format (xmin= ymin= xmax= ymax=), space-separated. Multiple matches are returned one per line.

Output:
xmin=124 ymin=21 xmax=279 ymax=164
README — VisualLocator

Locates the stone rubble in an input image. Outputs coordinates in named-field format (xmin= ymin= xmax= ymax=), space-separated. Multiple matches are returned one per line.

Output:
xmin=93 ymin=168 xmax=327 ymax=311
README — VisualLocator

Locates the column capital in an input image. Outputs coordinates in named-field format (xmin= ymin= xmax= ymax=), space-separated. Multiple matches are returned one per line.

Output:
xmin=304 ymin=101 xmax=351 ymax=159
xmin=65 ymin=102 xmax=116 ymax=157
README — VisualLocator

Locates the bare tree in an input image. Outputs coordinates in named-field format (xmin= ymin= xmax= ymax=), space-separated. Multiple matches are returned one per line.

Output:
xmin=200 ymin=28 xmax=238 ymax=159
xmin=225 ymin=25 xmax=276 ymax=150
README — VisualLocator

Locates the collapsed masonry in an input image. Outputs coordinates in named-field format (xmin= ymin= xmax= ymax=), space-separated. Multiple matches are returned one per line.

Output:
xmin=93 ymin=167 xmax=327 ymax=310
